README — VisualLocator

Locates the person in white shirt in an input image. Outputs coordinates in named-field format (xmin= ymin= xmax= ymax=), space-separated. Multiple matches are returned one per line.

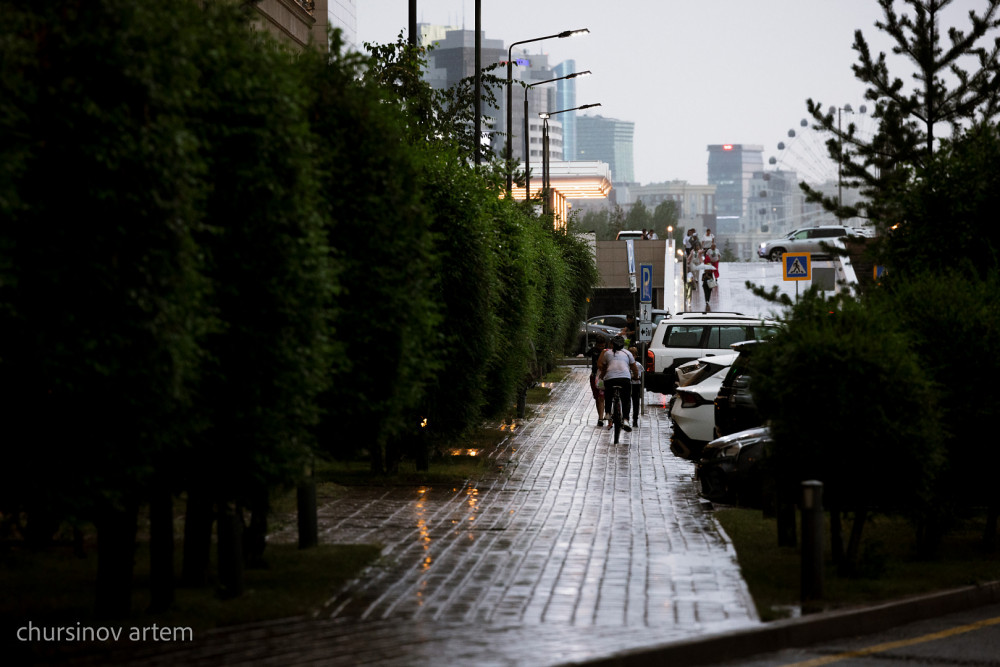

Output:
xmin=597 ymin=335 xmax=638 ymax=434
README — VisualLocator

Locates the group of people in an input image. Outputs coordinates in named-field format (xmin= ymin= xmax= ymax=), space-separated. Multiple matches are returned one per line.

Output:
xmin=638 ymin=228 xmax=658 ymax=240
xmin=684 ymin=228 xmax=721 ymax=306
xmin=585 ymin=333 xmax=642 ymax=434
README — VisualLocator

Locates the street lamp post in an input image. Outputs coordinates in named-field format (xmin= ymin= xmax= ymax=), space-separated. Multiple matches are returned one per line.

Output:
xmin=506 ymin=29 xmax=589 ymax=195
xmin=524 ymin=71 xmax=590 ymax=203
xmin=538 ymin=103 xmax=601 ymax=214
xmin=835 ymin=104 xmax=853 ymax=209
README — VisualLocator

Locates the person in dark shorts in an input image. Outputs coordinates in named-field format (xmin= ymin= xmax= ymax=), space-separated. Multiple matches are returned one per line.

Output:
xmin=585 ymin=334 xmax=608 ymax=426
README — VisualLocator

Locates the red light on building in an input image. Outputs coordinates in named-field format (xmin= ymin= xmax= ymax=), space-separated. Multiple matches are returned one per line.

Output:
xmin=722 ymin=144 xmax=734 ymax=151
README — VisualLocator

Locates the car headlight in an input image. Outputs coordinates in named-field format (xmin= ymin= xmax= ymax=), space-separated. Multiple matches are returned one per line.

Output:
xmin=718 ymin=443 xmax=742 ymax=459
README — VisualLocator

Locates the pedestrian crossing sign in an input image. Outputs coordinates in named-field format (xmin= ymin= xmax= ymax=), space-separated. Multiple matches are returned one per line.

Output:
xmin=783 ymin=252 xmax=811 ymax=281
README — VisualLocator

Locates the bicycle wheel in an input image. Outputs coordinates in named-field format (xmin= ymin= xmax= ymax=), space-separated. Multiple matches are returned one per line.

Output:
xmin=613 ymin=389 xmax=622 ymax=444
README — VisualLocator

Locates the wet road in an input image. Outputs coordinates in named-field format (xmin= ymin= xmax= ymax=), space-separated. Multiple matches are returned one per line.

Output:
xmin=101 ymin=367 xmax=760 ymax=666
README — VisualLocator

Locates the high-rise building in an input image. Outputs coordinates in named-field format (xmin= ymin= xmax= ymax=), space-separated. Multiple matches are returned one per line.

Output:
xmin=552 ymin=60 xmax=578 ymax=160
xmin=253 ymin=0 xmax=356 ymax=52
xmin=419 ymin=28 xmax=583 ymax=166
xmin=707 ymin=144 xmax=763 ymax=234
xmin=576 ymin=115 xmax=635 ymax=185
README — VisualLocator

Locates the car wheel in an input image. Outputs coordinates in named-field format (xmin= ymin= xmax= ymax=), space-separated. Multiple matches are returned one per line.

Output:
xmin=768 ymin=248 xmax=785 ymax=262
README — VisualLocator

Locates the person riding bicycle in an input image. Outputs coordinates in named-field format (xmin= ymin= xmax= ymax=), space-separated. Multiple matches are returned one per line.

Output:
xmin=597 ymin=335 xmax=638 ymax=433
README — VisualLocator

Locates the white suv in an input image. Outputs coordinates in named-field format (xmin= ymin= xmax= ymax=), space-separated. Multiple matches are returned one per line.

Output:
xmin=643 ymin=313 xmax=781 ymax=394
xmin=757 ymin=225 xmax=857 ymax=262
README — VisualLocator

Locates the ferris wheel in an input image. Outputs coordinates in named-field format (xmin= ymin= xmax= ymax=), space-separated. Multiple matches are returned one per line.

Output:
xmin=767 ymin=103 xmax=877 ymax=187
xmin=758 ymin=103 xmax=878 ymax=231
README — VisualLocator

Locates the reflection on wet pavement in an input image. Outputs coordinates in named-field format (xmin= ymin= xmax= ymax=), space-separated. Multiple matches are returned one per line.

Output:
xmin=108 ymin=367 xmax=760 ymax=666
xmin=265 ymin=367 xmax=759 ymax=664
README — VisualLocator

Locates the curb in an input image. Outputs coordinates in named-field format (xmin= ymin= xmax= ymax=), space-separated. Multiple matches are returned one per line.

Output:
xmin=570 ymin=581 xmax=1000 ymax=666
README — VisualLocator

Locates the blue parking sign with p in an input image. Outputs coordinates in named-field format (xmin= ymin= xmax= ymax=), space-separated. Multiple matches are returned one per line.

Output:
xmin=640 ymin=264 xmax=653 ymax=303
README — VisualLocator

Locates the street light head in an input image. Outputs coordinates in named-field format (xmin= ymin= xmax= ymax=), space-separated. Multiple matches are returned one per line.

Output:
xmin=538 ymin=112 xmax=550 ymax=119
xmin=578 ymin=103 xmax=602 ymax=110
xmin=558 ymin=28 xmax=590 ymax=38
xmin=568 ymin=70 xmax=592 ymax=79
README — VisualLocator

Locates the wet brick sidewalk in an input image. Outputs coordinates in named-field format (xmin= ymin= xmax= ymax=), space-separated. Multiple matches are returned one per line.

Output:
xmin=78 ymin=367 xmax=761 ymax=666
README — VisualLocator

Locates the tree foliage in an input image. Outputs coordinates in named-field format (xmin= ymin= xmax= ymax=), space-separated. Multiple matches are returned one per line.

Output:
xmin=751 ymin=289 xmax=945 ymax=568
xmin=0 ymin=0 xmax=598 ymax=615
xmin=802 ymin=0 xmax=1000 ymax=226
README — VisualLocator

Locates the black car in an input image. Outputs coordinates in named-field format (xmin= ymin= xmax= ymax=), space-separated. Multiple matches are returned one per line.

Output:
xmin=575 ymin=314 xmax=628 ymax=353
xmin=714 ymin=340 xmax=764 ymax=438
xmin=696 ymin=426 xmax=772 ymax=505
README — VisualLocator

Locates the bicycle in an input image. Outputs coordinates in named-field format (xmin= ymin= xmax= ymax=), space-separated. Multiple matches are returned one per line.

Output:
xmin=608 ymin=385 xmax=624 ymax=444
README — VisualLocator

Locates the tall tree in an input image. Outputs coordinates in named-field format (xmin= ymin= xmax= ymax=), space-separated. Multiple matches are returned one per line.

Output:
xmin=802 ymin=0 xmax=1000 ymax=226
xmin=0 ymin=0 xmax=212 ymax=617
xmin=625 ymin=200 xmax=652 ymax=231
xmin=651 ymin=200 xmax=680 ymax=239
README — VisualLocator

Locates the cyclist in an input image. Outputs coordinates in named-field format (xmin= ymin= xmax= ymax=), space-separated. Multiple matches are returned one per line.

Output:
xmin=597 ymin=335 xmax=638 ymax=433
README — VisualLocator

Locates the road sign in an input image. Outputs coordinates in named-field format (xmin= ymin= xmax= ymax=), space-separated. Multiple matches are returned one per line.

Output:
xmin=638 ymin=321 xmax=653 ymax=342
xmin=783 ymin=252 xmax=811 ymax=281
xmin=639 ymin=264 xmax=653 ymax=303
xmin=628 ymin=274 xmax=637 ymax=293
xmin=626 ymin=239 xmax=636 ymax=275
xmin=639 ymin=303 xmax=652 ymax=322
xmin=874 ymin=264 xmax=887 ymax=280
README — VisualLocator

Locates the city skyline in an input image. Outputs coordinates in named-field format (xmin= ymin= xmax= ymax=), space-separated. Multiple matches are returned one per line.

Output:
xmin=355 ymin=0 xmax=974 ymax=186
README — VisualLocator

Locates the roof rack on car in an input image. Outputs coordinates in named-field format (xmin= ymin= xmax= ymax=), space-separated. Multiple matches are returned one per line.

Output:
xmin=671 ymin=311 xmax=746 ymax=316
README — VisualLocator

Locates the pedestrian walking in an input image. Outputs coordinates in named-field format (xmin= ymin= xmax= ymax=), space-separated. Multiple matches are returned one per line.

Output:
xmin=688 ymin=251 xmax=707 ymax=309
xmin=705 ymin=240 xmax=721 ymax=279
xmin=585 ymin=333 xmax=609 ymax=426
xmin=622 ymin=313 xmax=636 ymax=346
xmin=628 ymin=346 xmax=642 ymax=427
xmin=684 ymin=228 xmax=700 ymax=257
xmin=702 ymin=260 xmax=717 ymax=304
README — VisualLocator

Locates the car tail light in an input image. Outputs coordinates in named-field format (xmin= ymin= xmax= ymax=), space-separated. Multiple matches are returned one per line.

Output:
xmin=678 ymin=391 xmax=700 ymax=408
xmin=646 ymin=348 xmax=655 ymax=373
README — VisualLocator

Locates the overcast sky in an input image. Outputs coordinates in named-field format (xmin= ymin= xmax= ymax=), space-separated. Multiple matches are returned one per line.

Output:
xmin=356 ymin=1 xmax=979 ymax=185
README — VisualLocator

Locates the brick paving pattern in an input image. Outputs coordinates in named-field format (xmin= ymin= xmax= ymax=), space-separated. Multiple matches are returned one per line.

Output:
xmin=81 ymin=366 xmax=760 ymax=666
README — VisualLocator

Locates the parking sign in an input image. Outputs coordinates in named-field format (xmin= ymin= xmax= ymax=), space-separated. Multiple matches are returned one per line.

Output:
xmin=640 ymin=264 xmax=653 ymax=303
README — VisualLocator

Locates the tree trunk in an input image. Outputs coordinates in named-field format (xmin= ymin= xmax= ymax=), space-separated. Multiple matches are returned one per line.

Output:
xmin=217 ymin=501 xmax=244 ymax=599
xmin=95 ymin=500 xmax=139 ymax=619
xmin=841 ymin=508 xmax=868 ymax=576
xmin=829 ymin=505 xmax=844 ymax=566
xmin=180 ymin=488 xmax=213 ymax=587
xmin=984 ymin=500 xmax=998 ymax=552
xmin=149 ymin=484 xmax=175 ymax=612
xmin=776 ymin=474 xmax=797 ymax=547
xmin=242 ymin=489 xmax=269 ymax=569
xmin=297 ymin=480 xmax=318 ymax=550
xmin=516 ymin=384 xmax=527 ymax=419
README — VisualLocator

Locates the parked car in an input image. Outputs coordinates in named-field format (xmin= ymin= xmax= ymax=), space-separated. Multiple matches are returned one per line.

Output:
xmin=714 ymin=340 xmax=766 ymax=439
xmin=651 ymin=308 xmax=670 ymax=327
xmin=575 ymin=314 xmax=628 ymax=353
xmin=696 ymin=426 xmax=773 ymax=505
xmin=643 ymin=313 xmax=781 ymax=394
xmin=615 ymin=230 xmax=646 ymax=240
xmin=669 ymin=353 xmax=737 ymax=460
xmin=757 ymin=225 xmax=858 ymax=262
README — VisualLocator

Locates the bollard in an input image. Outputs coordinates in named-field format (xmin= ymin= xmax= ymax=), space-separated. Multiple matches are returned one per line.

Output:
xmin=801 ymin=480 xmax=824 ymax=611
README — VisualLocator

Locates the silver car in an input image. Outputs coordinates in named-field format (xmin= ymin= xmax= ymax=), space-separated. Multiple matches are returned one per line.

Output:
xmin=757 ymin=225 xmax=857 ymax=262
